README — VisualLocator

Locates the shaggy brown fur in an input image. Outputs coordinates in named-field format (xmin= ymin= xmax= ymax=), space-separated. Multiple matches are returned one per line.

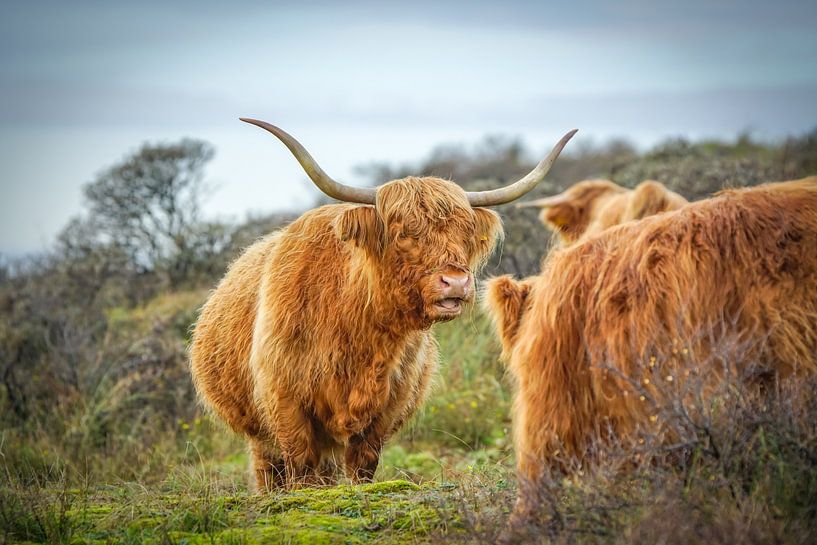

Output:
xmin=485 ymin=177 xmax=817 ymax=518
xmin=530 ymin=179 xmax=688 ymax=244
xmin=190 ymin=177 xmax=502 ymax=489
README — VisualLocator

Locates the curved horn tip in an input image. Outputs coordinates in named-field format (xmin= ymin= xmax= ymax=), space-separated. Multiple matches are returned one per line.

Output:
xmin=240 ymin=117 xmax=377 ymax=205
xmin=551 ymin=128 xmax=579 ymax=151
xmin=239 ymin=117 xmax=268 ymax=128
xmin=465 ymin=128 xmax=579 ymax=207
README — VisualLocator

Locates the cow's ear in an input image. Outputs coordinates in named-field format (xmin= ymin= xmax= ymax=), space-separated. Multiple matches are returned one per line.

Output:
xmin=471 ymin=208 xmax=503 ymax=269
xmin=482 ymin=275 xmax=533 ymax=360
xmin=334 ymin=205 xmax=383 ymax=254
xmin=543 ymin=202 xmax=577 ymax=229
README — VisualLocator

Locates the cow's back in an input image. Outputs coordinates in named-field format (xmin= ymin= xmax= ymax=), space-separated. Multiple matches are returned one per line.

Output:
xmin=622 ymin=180 xmax=687 ymax=222
xmin=190 ymin=233 xmax=282 ymax=437
xmin=583 ymin=176 xmax=817 ymax=374
xmin=510 ymin=177 xmax=817 ymax=458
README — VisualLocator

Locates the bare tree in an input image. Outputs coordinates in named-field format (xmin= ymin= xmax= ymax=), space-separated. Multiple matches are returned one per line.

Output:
xmin=82 ymin=139 xmax=214 ymax=286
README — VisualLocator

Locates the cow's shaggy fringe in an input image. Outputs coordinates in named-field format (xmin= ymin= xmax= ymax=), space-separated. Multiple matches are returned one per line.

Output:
xmin=484 ymin=177 xmax=817 ymax=525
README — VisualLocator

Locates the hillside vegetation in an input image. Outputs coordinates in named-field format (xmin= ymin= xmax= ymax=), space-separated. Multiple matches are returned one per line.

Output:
xmin=2 ymin=130 xmax=816 ymax=544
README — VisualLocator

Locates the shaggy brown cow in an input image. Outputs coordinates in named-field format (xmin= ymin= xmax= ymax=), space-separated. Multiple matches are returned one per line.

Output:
xmin=517 ymin=178 xmax=688 ymax=244
xmin=190 ymin=119 xmax=576 ymax=489
xmin=485 ymin=177 xmax=817 ymax=519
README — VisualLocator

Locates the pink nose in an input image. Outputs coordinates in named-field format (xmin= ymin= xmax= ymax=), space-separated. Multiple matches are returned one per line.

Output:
xmin=439 ymin=272 xmax=471 ymax=298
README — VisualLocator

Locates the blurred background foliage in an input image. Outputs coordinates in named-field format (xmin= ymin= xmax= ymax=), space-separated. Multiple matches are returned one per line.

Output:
xmin=1 ymin=129 xmax=816 ymax=487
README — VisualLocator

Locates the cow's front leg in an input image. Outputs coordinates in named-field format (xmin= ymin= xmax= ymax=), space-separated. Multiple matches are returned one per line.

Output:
xmin=249 ymin=438 xmax=286 ymax=492
xmin=273 ymin=393 xmax=323 ymax=488
xmin=344 ymin=418 xmax=388 ymax=483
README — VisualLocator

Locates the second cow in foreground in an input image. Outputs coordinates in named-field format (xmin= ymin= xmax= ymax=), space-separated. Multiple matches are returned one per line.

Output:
xmin=190 ymin=119 xmax=576 ymax=489
xmin=485 ymin=177 xmax=817 ymax=521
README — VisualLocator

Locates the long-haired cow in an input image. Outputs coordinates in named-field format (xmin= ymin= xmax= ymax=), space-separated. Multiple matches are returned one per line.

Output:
xmin=190 ymin=119 xmax=576 ymax=489
xmin=485 ymin=177 xmax=817 ymax=519
xmin=517 ymin=179 xmax=687 ymax=244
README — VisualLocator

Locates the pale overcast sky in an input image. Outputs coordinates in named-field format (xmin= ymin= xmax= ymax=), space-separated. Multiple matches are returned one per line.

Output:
xmin=2 ymin=0 xmax=816 ymax=255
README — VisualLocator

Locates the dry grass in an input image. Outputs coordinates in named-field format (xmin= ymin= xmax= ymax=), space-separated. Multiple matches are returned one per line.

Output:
xmin=3 ymin=305 xmax=817 ymax=544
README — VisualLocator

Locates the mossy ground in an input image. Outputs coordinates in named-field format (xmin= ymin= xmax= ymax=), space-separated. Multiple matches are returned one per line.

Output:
xmin=2 ymin=477 xmax=482 ymax=545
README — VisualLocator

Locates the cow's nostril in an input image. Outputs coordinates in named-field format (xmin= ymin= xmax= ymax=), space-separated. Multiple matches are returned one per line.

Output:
xmin=440 ymin=273 xmax=471 ymax=296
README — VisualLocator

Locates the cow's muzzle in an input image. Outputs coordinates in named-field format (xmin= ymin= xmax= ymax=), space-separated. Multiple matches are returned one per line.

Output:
xmin=432 ymin=271 xmax=472 ymax=316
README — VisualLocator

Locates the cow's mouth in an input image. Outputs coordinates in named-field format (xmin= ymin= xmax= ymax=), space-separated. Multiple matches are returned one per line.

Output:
xmin=433 ymin=297 xmax=464 ymax=316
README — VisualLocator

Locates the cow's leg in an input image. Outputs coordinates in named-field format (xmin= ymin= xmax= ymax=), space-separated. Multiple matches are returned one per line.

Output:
xmin=273 ymin=393 xmax=323 ymax=488
xmin=315 ymin=455 xmax=340 ymax=486
xmin=342 ymin=337 xmax=437 ymax=483
xmin=249 ymin=438 xmax=286 ymax=492
xmin=344 ymin=418 xmax=387 ymax=483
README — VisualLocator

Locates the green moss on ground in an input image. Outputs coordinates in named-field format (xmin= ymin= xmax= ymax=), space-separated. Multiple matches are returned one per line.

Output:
xmin=5 ymin=480 xmax=460 ymax=545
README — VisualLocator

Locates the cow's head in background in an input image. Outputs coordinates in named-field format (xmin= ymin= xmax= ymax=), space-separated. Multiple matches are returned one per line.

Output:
xmin=517 ymin=179 xmax=687 ymax=245
xmin=518 ymin=179 xmax=626 ymax=244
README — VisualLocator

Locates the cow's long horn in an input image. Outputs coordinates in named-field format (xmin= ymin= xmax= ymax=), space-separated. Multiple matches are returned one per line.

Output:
xmin=466 ymin=129 xmax=578 ymax=207
xmin=240 ymin=118 xmax=376 ymax=204
xmin=515 ymin=193 xmax=572 ymax=209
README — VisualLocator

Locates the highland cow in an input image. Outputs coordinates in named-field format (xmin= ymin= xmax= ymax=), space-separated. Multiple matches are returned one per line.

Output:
xmin=517 ymin=179 xmax=688 ymax=244
xmin=190 ymin=119 xmax=576 ymax=489
xmin=485 ymin=177 xmax=817 ymax=519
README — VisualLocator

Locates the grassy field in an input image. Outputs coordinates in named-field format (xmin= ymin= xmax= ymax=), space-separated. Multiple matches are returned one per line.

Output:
xmin=2 ymin=291 xmax=817 ymax=544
